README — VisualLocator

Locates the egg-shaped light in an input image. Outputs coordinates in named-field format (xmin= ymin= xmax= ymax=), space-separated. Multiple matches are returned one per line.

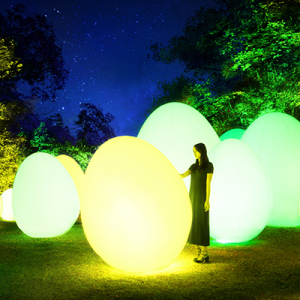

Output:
xmin=1 ymin=189 xmax=14 ymax=221
xmin=56 ymin=155 xmax=85 ymax=207
xmin=209 ymin=139 xmax=273 ymax=243
xmin=12 ymin=152 xmax=80 ymax=237
xmin=241 ymin=112 xmax=300 ymax=227
xmin=220 ymin=128 xmax=245 ymax=141
xmin=138 ymin=102 xmax=220 ymax=192
xmin=82 ymin=136 xmax=192 ymax=273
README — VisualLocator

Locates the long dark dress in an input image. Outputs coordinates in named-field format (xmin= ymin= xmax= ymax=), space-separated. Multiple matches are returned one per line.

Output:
xmin=188 ymin=161 xmax=214 ymax=246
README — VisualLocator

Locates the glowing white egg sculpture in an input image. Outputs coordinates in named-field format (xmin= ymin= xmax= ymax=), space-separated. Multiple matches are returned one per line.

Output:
xmin=241 ymin=112 xmax=300 ymax=227
xmin=138 ymin=102 xmax=220 ymax=192
xmin=220 ymin=128 xmax=245 ymax=141
xmin=1 ymin=189 xmax=14 ymax=221
xmin=56 ymin=155 xmax=85 ymax=206
xmin=12 ymin=152 xmax=80 ymax=238
xmin=82 ymin=136 xmax=192 ymax=273
xmin=208 ymin=139 xmax=273 ymax=243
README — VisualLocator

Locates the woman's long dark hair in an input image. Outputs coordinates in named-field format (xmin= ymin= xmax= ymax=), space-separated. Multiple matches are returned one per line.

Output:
xmin=190 ymin=143 xmax=209 ymax=172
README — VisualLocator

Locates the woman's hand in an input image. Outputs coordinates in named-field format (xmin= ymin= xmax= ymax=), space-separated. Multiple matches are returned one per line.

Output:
xmin=179 ymin=170 xmax=191 ymax=179
xmin=204 ymin=201 xmax=210 ymax=212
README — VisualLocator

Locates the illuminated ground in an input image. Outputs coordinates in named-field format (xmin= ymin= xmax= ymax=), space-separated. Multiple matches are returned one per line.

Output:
xmin=0 ymin=220 xmax=299 ymax=299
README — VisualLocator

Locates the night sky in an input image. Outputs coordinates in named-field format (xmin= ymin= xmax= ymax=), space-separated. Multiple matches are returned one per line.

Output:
xmin=1 ymin=0 xmax=218 ymax=138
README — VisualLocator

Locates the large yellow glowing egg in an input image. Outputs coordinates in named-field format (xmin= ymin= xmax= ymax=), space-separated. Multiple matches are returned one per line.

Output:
xmin=82 ymin=136 xmax=192 ymax=273
xmin=1 ymin=189 xmax=15 ymax=221
xmin=138 ymin=102 xmax=220 ymax=192
xmin=208 ymin=139 xmax=273 ymax=243
xmin=241 ymin=112 xmax=300 ymax=227
xmin=12 ymin=152 xmax=80 ymax=238
xmin=56 ymin=155 xmax=85 ymax=206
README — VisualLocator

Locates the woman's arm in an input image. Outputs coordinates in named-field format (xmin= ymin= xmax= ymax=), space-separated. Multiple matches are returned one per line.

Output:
xmin=205 ymin=173 xmax=213 ymax=211
xmin=179 ymin=169 xmax=192 ymax=179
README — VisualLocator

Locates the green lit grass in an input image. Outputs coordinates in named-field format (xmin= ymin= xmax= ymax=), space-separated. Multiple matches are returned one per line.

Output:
xmin=0 ymin=220 xmax=299 ymax=300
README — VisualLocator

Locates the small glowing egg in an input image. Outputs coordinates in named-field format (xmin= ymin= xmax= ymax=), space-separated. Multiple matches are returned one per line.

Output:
xmin=220 ymin=128 xmax=245 ymax=141
xmin=241 ymin=112 xmax=300 ymax=227
xmin=82 ymin=136 xmax=192 ymax=273
xmin=138 ymin=102 xmax=220 ymax=192
xmin=1 ymin=189 xmax=14 ymax=221
xmin=208 ymin=139 xmax=273 ymax=243
xmin=12 ymin=152 xmax=80 ymax=238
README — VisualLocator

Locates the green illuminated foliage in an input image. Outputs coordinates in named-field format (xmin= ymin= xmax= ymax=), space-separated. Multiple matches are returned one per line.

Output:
xmin=0 ymin=105 xmax=95 ymax=196
xmin=186 ymin=70 xmax=294 ymax=136
xmin=49 ymin=140 xmax=95 ymax=173
xmin=30 ymin=122 xmax=56 ymax=153
xmin=23 ymin=123 xmax=95 ymax=172
xmin=148 ymin=0 xmax=300 ymax=136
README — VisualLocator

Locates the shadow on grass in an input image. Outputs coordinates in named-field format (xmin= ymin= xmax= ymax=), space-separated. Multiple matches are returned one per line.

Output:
xmin=0 ymin=220 xmax=299 ymax=299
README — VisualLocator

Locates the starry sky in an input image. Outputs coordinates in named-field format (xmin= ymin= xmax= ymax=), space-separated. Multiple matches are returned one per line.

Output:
xmin=1 ymin=0 xmax=218 ymax=138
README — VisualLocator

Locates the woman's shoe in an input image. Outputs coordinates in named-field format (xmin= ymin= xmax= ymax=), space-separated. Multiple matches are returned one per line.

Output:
xmin=194 ymin=252 xmax=209 ymax=263
xmin=194 ymin=246 xmax=201 ymax=261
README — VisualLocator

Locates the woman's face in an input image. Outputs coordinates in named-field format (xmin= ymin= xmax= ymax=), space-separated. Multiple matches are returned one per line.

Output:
xmin=193 ymin=147 xmax=201 ymax=160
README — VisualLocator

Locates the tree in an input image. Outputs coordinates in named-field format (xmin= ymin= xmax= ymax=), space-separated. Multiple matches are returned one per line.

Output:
xmin=0 ymin=37 xmax=22 ymax=80
xmin=2 ymin=100 xmax=79 ymax=157
xmin=43 ymin=113 xmax=76 ymax=146
xmin=73 ymin=103 xmax=116 ymax=147
xmin=150 ymin=1 xmax=244 ymax=95
xmin=48 ymin=139 xmax=96 ymax=172
xmin=0 ymin=99 xmax=89 ymax=171
xmin=29 ymin=122 xmax=56 ymax=153
xmin=17 ymin=121 xmax=93 ymax=172
xmin=0 ymin=3 xmax=71 ymax=155
xmin=148 ymin=0 xmax=300 ymax=136
xmin=0 ymin=3 xmax=69 ymax=103
xmin=141 ymin=75 xmax=196 ymax=117
xmin=0 ymin=102 xmax=27 ymax=194
xmin=1 ymin=102 xmax=110 ymax=170
xmin=210 ymin=0 xmax=300 ymax=126
xmin=0 ymin=3 xmax=81 ymax=160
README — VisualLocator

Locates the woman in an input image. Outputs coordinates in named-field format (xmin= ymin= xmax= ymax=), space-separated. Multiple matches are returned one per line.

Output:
xmin=180 ymin=143 xmax=214 ymax=263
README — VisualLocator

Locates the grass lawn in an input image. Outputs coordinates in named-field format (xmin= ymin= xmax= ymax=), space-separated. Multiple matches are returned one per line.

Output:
xmin=0 ymin=220 xmax=299 ymax=300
